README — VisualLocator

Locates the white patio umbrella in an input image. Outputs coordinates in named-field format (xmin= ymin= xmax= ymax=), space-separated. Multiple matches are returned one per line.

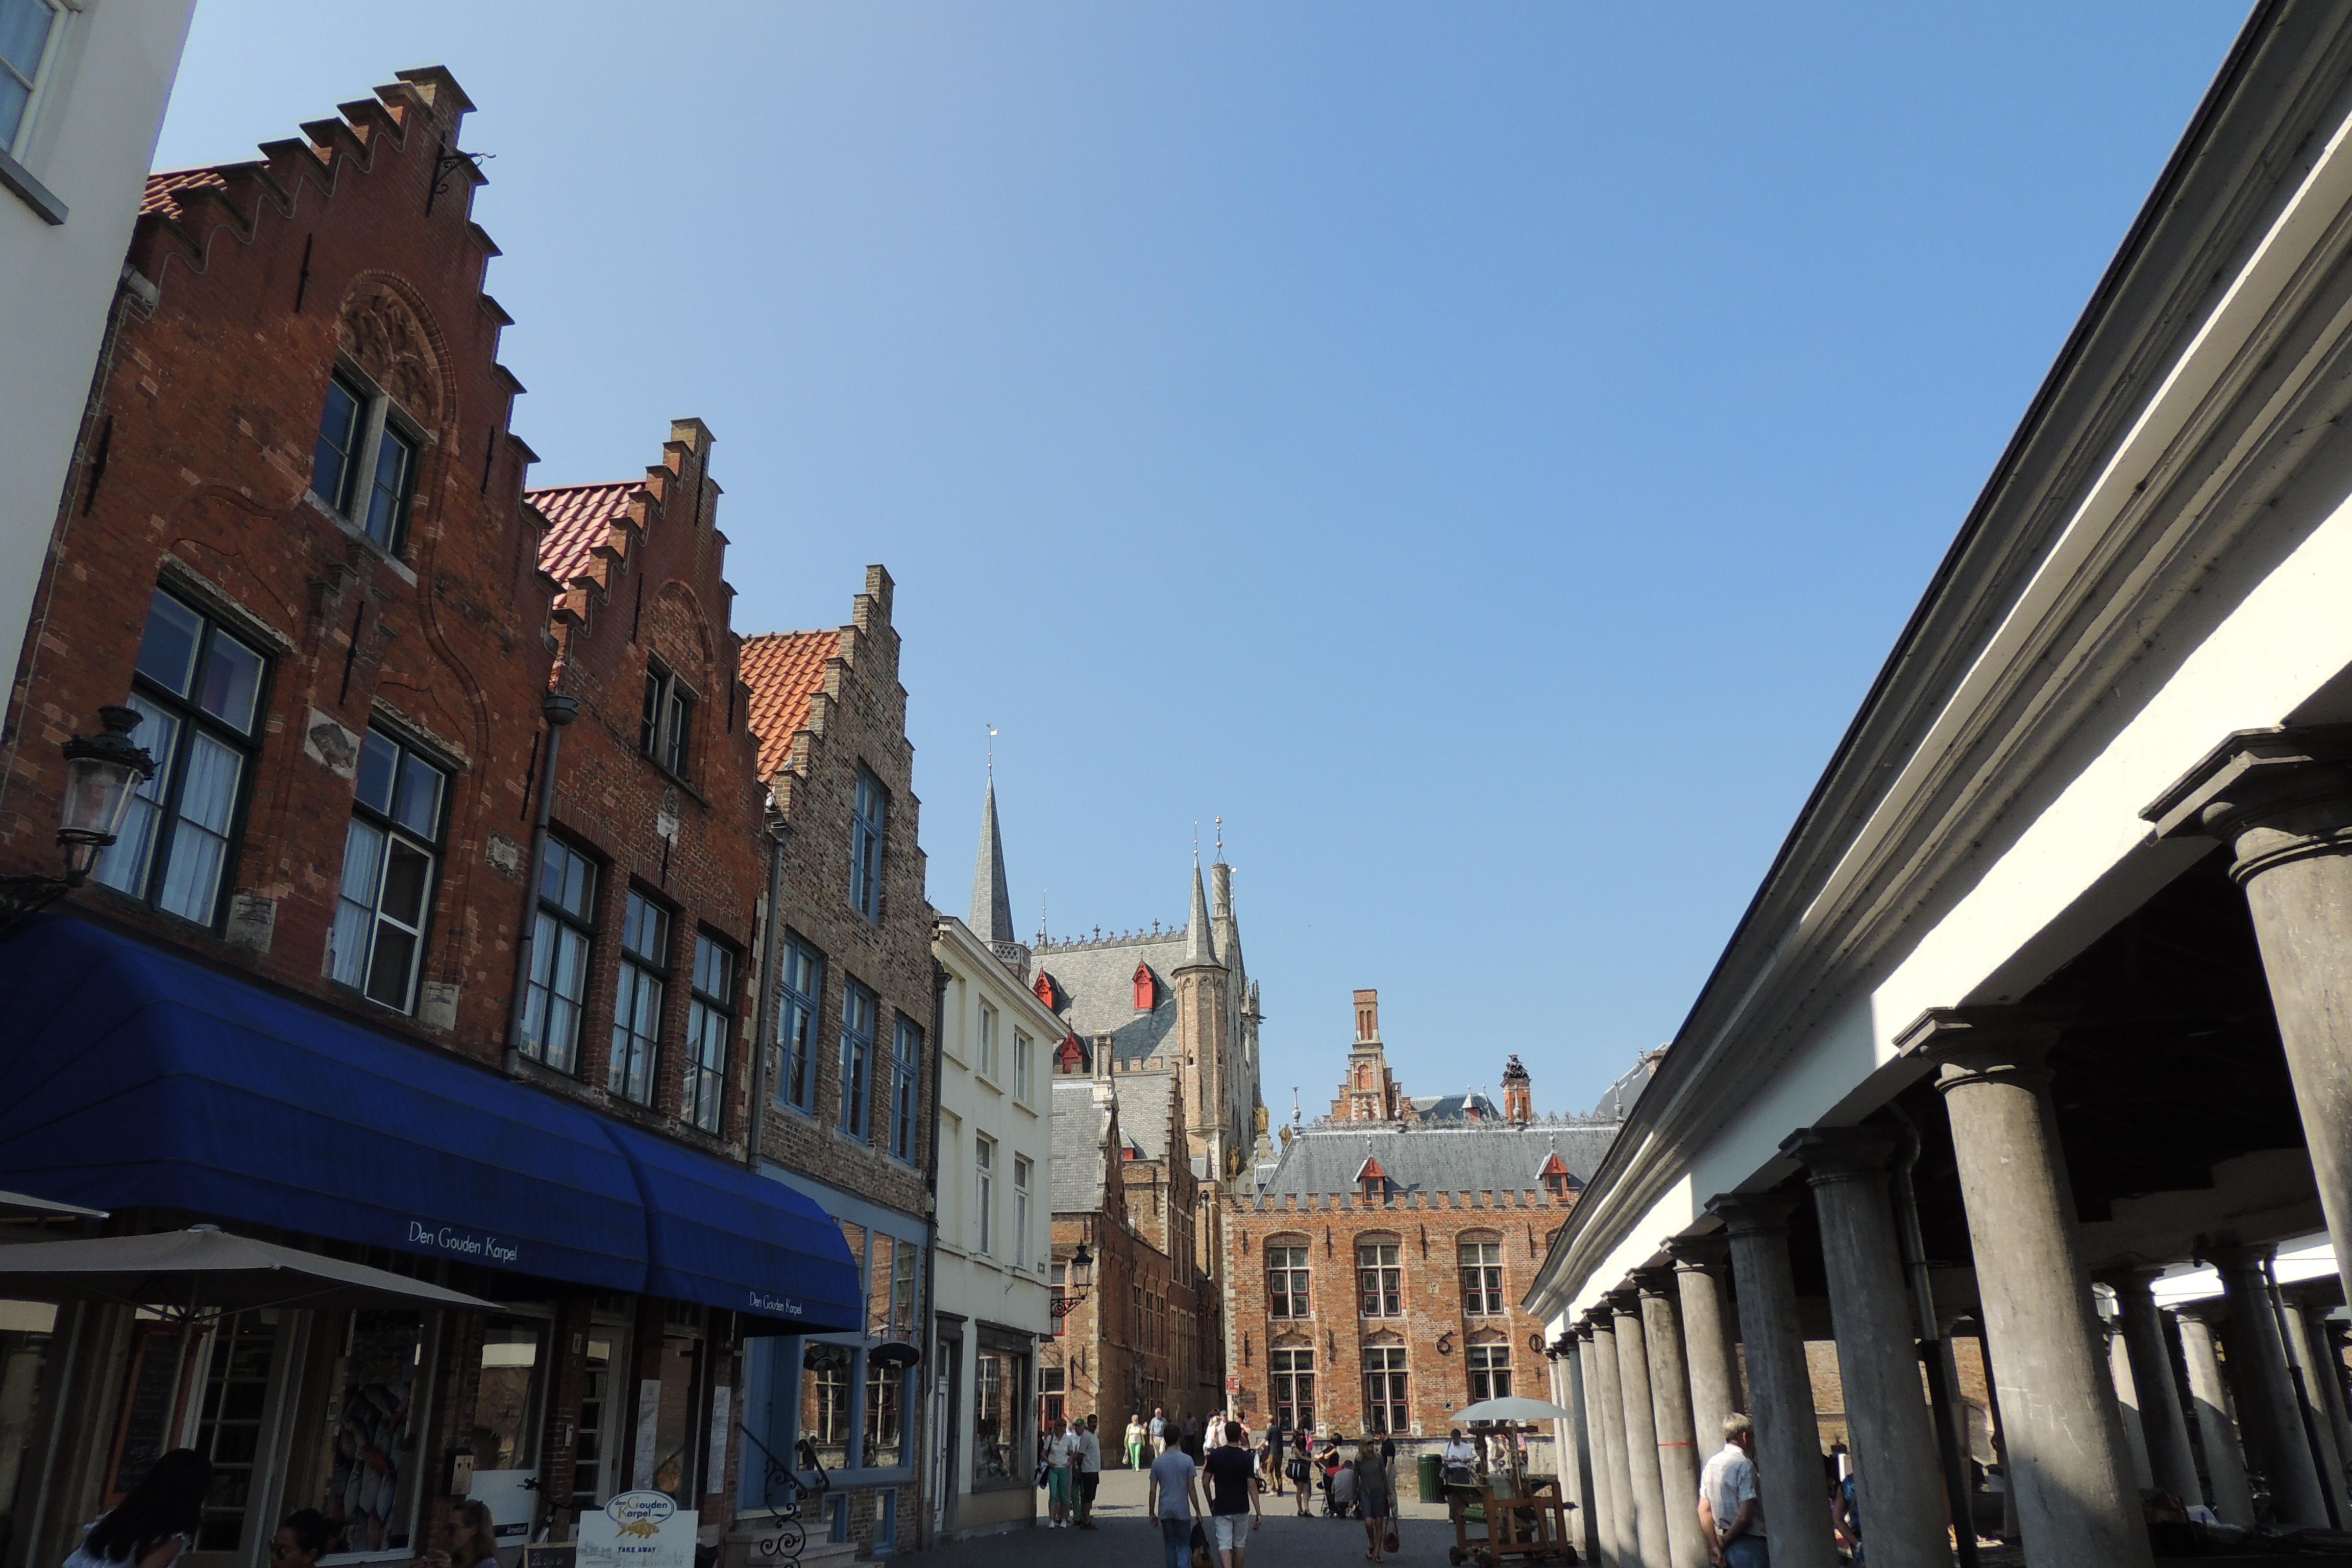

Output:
xmin=0 ymin=1188 xmax=104 ymax=1219
xmin=0 ymin=1224 xmax=498 ymax=1314
xmin=1453 ymin=1396 xmax=1576 ymax=1425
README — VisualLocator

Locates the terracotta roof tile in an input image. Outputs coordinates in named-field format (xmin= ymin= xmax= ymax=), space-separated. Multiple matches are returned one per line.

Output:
xmin=526 ymin=482 xmax=638 ymax=585
xmin=740 ymin=630 xmax=839 ymax=778
xmin=142 ymin=167 xmax=231 ymax=220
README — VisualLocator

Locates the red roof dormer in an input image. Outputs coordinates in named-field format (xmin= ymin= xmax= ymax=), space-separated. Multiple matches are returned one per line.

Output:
xmin=1054 ymin=1033 xmax=1087 ymax=1074
xmin=1132 ymin=961 xmax=1156 ymax=1012
xmin=1034 ymin=971 xmax=1061 ymax=1010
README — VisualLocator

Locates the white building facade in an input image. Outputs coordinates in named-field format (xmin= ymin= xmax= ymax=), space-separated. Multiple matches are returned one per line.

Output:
xmin=2 ymin=0 xmax=197 ymax=713
xmin=925 ymin=787 xmax=1056 ymax=1538
xmin=1529 ymin=9 xmax=2352 ymax=1568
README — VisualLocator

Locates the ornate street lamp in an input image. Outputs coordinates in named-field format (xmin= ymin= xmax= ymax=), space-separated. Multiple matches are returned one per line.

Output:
xmin=1052 ymin=1240 xmax=1095 ymax=1320
xmin=0 ymin=706 xmax=155 ymax=928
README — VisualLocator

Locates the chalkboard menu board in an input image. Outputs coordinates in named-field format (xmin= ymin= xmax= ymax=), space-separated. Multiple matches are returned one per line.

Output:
xmin=108 ymin=1325 xmax=189 ymax=1501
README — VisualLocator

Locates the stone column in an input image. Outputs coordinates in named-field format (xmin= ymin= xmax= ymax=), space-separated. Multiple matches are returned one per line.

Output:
xmin=1900 ymin=1014 xmax=2153 ymax=1568
xmin=2148 ymin=730 xmax=2352 ymax=1310
xmin=2173 ymin=1306 xmax=2257 ymax=1528
xmin=1613 ymin=1287 xmax=1673 ymax=1568
xmin=2308 ymin=1308 xmax=2352 ymax=1503
xmin=1712 ymin=1194 xmax=1839 ymax=1568
xmin=1670 ymin=1237 xmax=1738 ymax=1464
xmin=1784 ymin=1127 xmax=1951 ymax=1568
xmin=2103 ymin=1268 xmax=2203 ymax=1508
xmin=2215 ymin=1248 xmax=2331 ymax=1526
xmin=2278 ymin=1295 xmax=2346 ymax=1521
xmin=2108 ymin=1322 xmax=2157 ymax=1489
xmin=1636 ymin=1270 xmax=1711 ymax=1568
xmin=1564 ymin=1335 xmax=1603 ymax=1564
xmin=1586 ymin=1315 xmax=1634 ymax=1568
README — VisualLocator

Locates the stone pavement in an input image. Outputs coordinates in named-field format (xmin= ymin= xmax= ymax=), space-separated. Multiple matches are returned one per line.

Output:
xmin=929 ymin=1466 xmax=1529 ymax=1567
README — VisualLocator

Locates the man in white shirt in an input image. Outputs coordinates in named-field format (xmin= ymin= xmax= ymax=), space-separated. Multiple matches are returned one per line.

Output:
xmin=1697 ymin=1412 xmax=1766 ymax=1568
xmin=1075 ymin=1414 xmax=1105 ymax=1530
xmin=1150 ymin=1406 xmax=1168 ymax=1456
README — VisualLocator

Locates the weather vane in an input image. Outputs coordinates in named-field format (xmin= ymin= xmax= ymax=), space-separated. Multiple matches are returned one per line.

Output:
xmin=986 ymin=723 xmax=997 ymax=778
xmin=1215 ymin=815 xmax=1223 ymax=856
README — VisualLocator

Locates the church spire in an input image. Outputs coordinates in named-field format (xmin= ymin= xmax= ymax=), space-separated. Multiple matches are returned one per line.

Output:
xmin=1179 ymin=859 xmax=1220 ymax=970
xmin=969 ymin=777 xmax=1016 ymax=944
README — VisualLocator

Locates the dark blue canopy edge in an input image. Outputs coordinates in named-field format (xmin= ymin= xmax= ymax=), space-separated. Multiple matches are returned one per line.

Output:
xmin=0 ymin=915 xmax=857 ymax=1333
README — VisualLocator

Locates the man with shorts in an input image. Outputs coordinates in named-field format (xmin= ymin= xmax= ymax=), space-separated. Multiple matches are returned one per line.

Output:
xmin=1075 ymin=1414 xmax=1104 ymax=1529
xmin=1148 ymin=1427 xmax=1207 ymax=1568
xmin=1203 ymin=1420 xmax=1262 ymax=1568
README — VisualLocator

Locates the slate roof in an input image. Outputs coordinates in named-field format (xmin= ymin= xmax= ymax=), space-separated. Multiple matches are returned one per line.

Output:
xmin=970 ymin=780 xmax=1016 ymax=944
xmin=1255 ymin=1121 xmax=1622 ymax=1201
xmin=1030 ymin=931 xmax=1193 ymax=1066
xmin=1588 ymin=1058 xmax=1657 ymax=1122
xmin=1117 ymin=1071 xmax=1177 ymax=1162
xmin=527 ymin=481 xmax=638 ymax=585
xmin=1052 ymin=1081 xmax=1112 ymax=1211
xmin=740 ymin=630 xmax=840 ymax=779
xmin=1411 ymin=1092 xmax=1500 ymax=1122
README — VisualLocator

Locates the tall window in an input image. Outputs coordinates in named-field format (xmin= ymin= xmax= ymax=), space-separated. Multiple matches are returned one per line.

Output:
xmin=973 ymin=1136 xmax=995 ymax=1255
xmin=310 ymin=370 xmax=419 ymax=554
xmin=609 ymin=892 xmax=669 ymax=1106
xmin=1357 ymin=1242 xmax=1402 ymax=1317
xmin=849 ymin=766 xmax=886 ymax=921
xmin=684 ymin=934 xmax=734 ymax=1133
xmin=1013 ymin=1031 xmax=1032 ymax=1101
xmin=639 ymin=664 xmax=694 ymax=778
xmin=839 ymin=979 xmax=876 ymax=1136
xmin=95 ymin=590 xmax=267 ymax=926
xmin=0 ymin=0 xmax=60 ymax=151
xmin=1013 ymin=1156 xmax=1032 ymax=1268
xmin=1267 ymin=1245 xmax=1311 ymax=1319
xmin=976 ymin=1003 xmax=998 ymax=1080
xmin=1364 ymin=1348 xmax=1408 ymax=1435
xmin=331 ymin=728 xmax=447 ymax=1012
xmin=520 ymin=838 xmax=597 ymax=1073
xmin=1466 ymin=1343 xmax=1512 ymax=1402
xmin=888 ymin=1017 xmax=921 ymax=1162
xmin=776 ymin=936 xmax=822 ymax=1112
xmin=1459 ymin=1240 xmax=1504 ymax=1316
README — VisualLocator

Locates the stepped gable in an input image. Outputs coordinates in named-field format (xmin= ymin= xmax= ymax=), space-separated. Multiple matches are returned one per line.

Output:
xmin=1256 ymin=1120 xmax=1620 ymax=1202
xmin=129 ymin=70 xmax=521 ymax=413
xmin=1030 ymin=927 xmax=1189 ymax=1068
xmin=740 ymin=629 xmax=840 ymax=780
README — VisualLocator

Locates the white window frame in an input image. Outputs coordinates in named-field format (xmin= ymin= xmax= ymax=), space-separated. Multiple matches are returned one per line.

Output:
xmin=0 ymin=0 xmax=63 ymax=161
xmin=329 ymin=726 xmax=448 ymax=1014
xmin=974 ymin=1135 xmax=995 ymax=1256
xmin=976 ymin=1003 xmax=998 ymax=1082
xmin=309 ymin=363 xmax=423 ymax=557
xmin=1013 ymin=1156 xmax=1032 ymax=1268
xmin=1013 ymin=1031 xmax=1032 ymax=1102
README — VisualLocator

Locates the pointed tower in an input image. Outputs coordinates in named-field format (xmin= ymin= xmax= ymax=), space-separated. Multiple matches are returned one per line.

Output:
xmin=968 ymin=777 xmax=1029 ymax=973
xmin=1174 ymin=852 xmax=1231 ymax=1185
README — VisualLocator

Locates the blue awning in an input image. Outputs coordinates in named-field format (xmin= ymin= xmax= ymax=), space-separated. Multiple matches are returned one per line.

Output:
xmin=0 ymin=915 xmax=857 ymax=1332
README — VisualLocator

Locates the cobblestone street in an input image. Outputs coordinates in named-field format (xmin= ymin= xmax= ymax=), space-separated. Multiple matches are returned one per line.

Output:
xmin=933 ymin=1468 xmax=1475 ymax=1568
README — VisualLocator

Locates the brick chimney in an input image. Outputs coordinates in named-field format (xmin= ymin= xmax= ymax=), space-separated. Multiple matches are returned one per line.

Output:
xmin=1354 ymin=989 xmax=1379 ymax=1042
xmin=1502 ymin=1054 xmax=1532 ymax=1125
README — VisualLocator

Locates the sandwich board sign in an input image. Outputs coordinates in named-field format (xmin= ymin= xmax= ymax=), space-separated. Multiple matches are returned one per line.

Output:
xmin=578 ymin=1491 xmax=695 ymax=1568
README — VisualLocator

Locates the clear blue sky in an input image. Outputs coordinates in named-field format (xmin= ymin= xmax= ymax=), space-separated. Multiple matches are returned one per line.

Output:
xmin=158 ymin=3 xmax=2248 ymax=1121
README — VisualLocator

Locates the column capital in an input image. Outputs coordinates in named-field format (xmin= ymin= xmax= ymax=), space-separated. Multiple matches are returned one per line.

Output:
xmin=2091 ymin=1262 xmax=2168 ymax=1297
xmin=1898 ymin=1003 xmax=2066 ymax=1088
xmin=1632 ymin=1263 xmax=1678 ymax=1300
xmin=1605 ymin=1282 xmax=1642 ymax=1317
xmin=2169 ymin=1299 xmax=2229 ymax=1326
xmin=1782 ymin=1122 xmax=1904 ymax=1181
xmin=1707 ymin=1190 xmax=1800 ymax=1237
xmin=2142 ymin=724 xmax=2352 ymax=881
xmin=1667 ymin=1232 xmax=1731 ymax=1272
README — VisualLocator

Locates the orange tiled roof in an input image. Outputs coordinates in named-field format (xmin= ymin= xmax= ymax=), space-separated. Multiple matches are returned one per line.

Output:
xmin=526 ymin=482 xmax=639 ymax=585
xmin=142 ymin=167 xmax=231 ymax=220
xmin=740 ymin=630 xmax=839 ymax=778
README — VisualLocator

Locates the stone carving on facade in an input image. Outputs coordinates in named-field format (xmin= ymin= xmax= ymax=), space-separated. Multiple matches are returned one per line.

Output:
xmin=338 ymin=282 xmax=442 ymax=422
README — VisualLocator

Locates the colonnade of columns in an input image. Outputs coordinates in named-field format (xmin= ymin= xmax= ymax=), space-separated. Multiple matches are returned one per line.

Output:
xmin=1553 ymin=733 xmax=2352 ymax=1566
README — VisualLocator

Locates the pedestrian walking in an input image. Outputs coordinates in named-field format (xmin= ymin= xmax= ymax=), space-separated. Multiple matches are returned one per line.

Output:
xmin=1151 ymin=1406 xmax=1169 ymax=1457
xmin=1286 ymin=1440 xmax=1313 ymax=1515
xmin=1355 ymin=1446 xmax=1394 ymax=1562
xmin=1128 ymin=1414 xmax=1149 ymax=1469
xmin=1268 ymin=1419 xmax=1287 ymax=1494
xmin=1076 ymin=1414 xmax=1104 ymax=1529
xmin=1698 ymin=1412 xmax=1768 ymax=1568
xmin=1149 ymin=1432 xmax=1207 ymax=1568
xmin=65 ymin=1451 xmax=210 ymax=1568
xmin=1043 ymin=1416 xmax=1077 ymax=1528
xmin=1204 ymin=1420 xmax=1263 ymax=1568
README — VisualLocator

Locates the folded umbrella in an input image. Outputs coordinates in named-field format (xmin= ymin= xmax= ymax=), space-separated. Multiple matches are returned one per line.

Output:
xmin=0 ymin=1224 xmax=498 ymax=1315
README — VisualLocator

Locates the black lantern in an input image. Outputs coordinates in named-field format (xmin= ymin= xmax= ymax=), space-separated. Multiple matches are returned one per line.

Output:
xmin=1052 ymin=1240 xmax=1096 ymax=1320
xmin=0 ymin=706 xmax=156 ymax=931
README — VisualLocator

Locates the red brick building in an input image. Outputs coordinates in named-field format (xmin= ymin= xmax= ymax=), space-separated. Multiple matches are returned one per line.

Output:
xmin=0 ymin=69 xmax=863 ymax=1568
xmin=1226 ymin=992 xmax=1621 ymax=1460
xmin=734 ymin=572 xmax=939 ymax=1556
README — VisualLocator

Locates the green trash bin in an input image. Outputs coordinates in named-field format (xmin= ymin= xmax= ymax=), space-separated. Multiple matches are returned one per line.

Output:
xmin=1418 ymin=1451 xmax=1443 ymax=1503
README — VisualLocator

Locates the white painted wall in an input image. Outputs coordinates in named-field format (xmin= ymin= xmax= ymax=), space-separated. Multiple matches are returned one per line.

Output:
xmin=1 ymin=0 xmax=196 ymax=717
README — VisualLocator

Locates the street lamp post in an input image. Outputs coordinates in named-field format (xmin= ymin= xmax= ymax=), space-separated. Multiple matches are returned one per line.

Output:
xmin=1052 ymin=1240 xmax=1095 ymax=1320
xmin=0 ymin=706 xmax=157 ymax=931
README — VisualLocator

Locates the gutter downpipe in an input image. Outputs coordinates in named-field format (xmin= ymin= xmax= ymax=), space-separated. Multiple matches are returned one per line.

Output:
xmin=745 ymin=801 xmax=788 ymax=1168
xmin=1892 ymin=1105 xmax=1979 ymax=1568
xmin=505 ymin=692 xmax=578 ymax=1068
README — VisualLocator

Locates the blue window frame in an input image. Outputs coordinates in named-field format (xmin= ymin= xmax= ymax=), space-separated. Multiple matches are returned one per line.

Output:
xmin=849 ymin=767 xmax=886 ymax=921
xmin=839 ymin=978 xmax=876 ymax=1137
xmin=776 ymin=936 xmax=822 ymax=1113
xmin=888 ymin=1018 xmax=920 ymax=1164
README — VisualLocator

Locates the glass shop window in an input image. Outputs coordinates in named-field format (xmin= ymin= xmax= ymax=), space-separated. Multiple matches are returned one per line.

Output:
xmin=0 ymin=1300 xmax=58 ymax=1557
xmin=647 ymin=1317 xmax=705 ymax=1509
xmin=305 ymin=1310 xmax=427 ymax=1553
xmin=571 ymin=1331 xmax=622 ymax=1518
xmin=801 ymin=1342 xmax=853 ymax=1473
xmin=191 ymin=1309 xmax=283 ymax=1550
